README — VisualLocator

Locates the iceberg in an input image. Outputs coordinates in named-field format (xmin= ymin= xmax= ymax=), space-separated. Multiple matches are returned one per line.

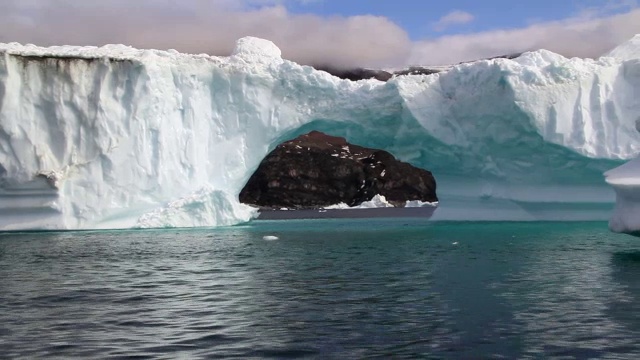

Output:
xmin=1 ymin=35 xmax=639 ymax=230
xmin=605 ymin=158 xmax=640 ymax=235
xmin=603 ymin=35 xmax=640 ymax=235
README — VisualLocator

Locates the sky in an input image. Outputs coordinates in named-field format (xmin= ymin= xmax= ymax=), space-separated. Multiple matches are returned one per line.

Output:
xmin=1 ymin=0 xmax=639 ymax=68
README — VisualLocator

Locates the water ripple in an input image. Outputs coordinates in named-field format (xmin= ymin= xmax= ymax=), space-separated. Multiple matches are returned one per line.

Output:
xmin=0 ymin=221 xmax=639 ymax=358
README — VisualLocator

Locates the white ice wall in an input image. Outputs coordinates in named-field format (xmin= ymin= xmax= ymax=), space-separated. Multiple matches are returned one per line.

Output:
xmin=0 ymin=36 xmax=639 ymax=230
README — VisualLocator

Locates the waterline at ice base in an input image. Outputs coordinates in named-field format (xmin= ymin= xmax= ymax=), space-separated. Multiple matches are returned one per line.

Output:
xmin=1 ymin=35 xmax=640 ymax=231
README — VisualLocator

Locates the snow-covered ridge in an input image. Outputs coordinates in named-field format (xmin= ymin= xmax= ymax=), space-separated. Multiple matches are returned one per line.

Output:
xmin=1 ymin=36 xmax=639 ymax=230
xmin=0 ymin=42 xmax=216 ymax=62
xmin=605 ymin=34 xmax=640 ymax=61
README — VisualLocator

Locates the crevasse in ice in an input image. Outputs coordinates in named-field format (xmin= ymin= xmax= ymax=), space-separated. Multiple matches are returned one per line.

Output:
xmin=1 ymin=36 xmax=639 ymax=230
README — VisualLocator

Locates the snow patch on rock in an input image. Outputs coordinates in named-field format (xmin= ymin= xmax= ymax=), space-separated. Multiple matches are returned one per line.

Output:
xmin=323 ymin=195 xmax=438 ymax=209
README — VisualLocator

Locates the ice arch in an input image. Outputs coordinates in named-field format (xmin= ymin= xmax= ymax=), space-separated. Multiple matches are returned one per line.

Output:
xmin=0 ymin=36 xmax=638 ymax=230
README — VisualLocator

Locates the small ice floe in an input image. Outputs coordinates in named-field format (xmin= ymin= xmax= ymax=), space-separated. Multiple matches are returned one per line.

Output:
xmin=452 ymin=242 xmax=459 ymax=246
xmin=263 ymin=235 xmax=279 ymax=241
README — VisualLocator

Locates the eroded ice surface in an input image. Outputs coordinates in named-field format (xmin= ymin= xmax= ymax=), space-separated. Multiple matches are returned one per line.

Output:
xmin=1 ymin=35 xmax=639 ymax=230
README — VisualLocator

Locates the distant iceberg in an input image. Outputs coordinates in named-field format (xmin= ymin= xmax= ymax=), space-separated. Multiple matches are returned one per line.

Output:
xmin=1 ymin=35 xmax=639 ymax=230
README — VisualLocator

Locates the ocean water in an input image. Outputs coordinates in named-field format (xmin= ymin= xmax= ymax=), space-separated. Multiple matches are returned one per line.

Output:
xmin=1 ymin=220 xmax=640 ymax=359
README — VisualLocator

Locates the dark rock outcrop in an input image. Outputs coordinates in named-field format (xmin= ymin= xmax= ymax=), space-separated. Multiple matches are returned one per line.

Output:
xmin=313 ymin=53 xmax=524 ymax=82
xmin=240 ymin=131 xmax=437 ymax=209
xmin=313 ymin=65 xmax=393 ymax=82
xmin=393 ymin=66 xmax=442 ymax=77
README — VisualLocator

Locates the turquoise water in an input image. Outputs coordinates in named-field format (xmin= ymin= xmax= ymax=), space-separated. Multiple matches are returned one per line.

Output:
xmin=1 ymin=220 xmax=640 ymax=358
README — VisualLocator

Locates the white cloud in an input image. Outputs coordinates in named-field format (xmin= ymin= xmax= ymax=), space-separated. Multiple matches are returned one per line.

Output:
xmin=411 ymin=8 xmax=640 ymax=65
xmin=0 ymin=0 xmax=639 ymax=68
xmin=0 ymin=0 xmax=410 ymax=68
xmin=432 ymin=10 xmax=475 ymax=32
xmin=574 ymin=0 xmax=638 ymax=19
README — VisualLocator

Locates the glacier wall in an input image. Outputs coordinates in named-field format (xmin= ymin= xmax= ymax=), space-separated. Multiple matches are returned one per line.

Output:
xmin=0 ymin=36 xmax=639 ymax=230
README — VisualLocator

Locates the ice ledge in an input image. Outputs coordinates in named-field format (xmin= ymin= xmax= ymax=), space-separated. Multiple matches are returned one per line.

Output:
xmin=0 ymin=36 xmax=284 ymax=64
xmin=0 ymin=42 xmax=146 ymax=61
xmin=2 ymin=33 xmax=638 ymax=70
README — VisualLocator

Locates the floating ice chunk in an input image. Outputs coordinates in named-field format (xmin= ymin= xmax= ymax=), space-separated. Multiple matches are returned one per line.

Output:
xmin=322 ymin=202 xmax=350 ymax=210
xmin=263 ymin=235 xmax=279 ymax=241
xmin=324 ymin=195 xmax=395 ymax=209
xmin=405 ymin=200 xmax=439 ymax=208
xmin=605 ymin=157 xmax=640 ymax=234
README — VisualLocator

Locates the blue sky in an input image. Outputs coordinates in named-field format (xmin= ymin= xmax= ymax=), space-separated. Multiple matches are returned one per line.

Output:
xmin=0 ymin=0 xmax=639 ymax=67
xmin=284 ymin=0 xmax=636 ymax=39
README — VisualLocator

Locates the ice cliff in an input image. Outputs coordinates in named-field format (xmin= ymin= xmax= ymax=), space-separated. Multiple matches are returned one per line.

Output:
xmin=1 ymin=35 xmax=639 ymax=230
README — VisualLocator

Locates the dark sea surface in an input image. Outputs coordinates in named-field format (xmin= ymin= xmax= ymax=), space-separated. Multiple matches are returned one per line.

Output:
xmin=1 ymin=220 xmax=640 ymax=359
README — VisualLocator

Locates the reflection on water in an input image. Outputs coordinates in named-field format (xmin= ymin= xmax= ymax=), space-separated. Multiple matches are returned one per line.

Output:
xmin=499 ymin=235 xmax=637 ymax=358
xmin=0 ymin=221 xmax=639 ymax=358
xmin=609 ymin=251 xmax=640 ymax=333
